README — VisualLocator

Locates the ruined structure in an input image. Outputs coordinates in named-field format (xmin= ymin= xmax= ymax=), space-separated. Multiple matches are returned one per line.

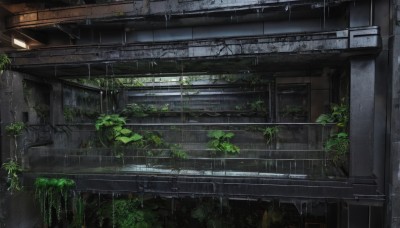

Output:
xmin=0 ymin=0 xmax=398 ymax=227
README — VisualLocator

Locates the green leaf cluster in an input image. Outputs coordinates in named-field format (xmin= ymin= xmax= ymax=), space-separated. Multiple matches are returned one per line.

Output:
xmin=170 ymin=144 xmax=188 ymax=160
xmin=0 ymin=54 xmax=11 ymax=71
xmin=207 ymin=130 xmax=240 ymax=155
xmin=95 ymin=114 xmax=142 ymax=148
xmin=2 ymin=160 xmax=22 ymax=192
xmin=261 ymin=126 xmax=279 ymax=145
xmin=121 ymin=103 xmax=170 ymax=118
xmin=316 ymin=102 xmax=349 ymax=128
xmin=324 ymin=132 xmax=349 ymax=166
xmin=34 ymin=177 xmax=75 ymax=226
xmin=102 ymin=198 xmax=161 ymax=228
xmin=248 ymin=99 xmax=267 ymax=112
xmin=5 ymin=121 xmax=25 ymax=136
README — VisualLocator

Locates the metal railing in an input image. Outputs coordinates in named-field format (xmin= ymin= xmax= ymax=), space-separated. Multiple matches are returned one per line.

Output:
xmin=24 ymin=123 xmax=346 ymax=178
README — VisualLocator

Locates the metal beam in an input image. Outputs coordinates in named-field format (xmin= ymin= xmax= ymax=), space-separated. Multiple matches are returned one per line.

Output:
xmin=8 ymin=27 xmax=380 ymax=67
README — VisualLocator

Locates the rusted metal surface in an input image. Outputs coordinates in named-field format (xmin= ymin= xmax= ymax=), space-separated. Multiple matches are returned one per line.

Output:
xmin=6 ymin=0 xmax=353 ymax=29
xmin=8 ymin=27 xmax=380 ymax=67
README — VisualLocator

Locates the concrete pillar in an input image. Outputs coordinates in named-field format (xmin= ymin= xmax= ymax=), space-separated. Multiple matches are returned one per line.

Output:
xmin=0 ymin=71 xmax=24 ymax=163
xmin=350 ymin=58 xmax=375 ymax=177
xmin=386 ymin=1 xmax=400 ymax=227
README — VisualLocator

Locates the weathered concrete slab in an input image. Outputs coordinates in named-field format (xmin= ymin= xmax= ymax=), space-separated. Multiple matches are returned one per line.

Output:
xmin=8 ymin=27 xmax=380 ymax=67
xmin=6 ymin=0 xmax=352 ymax=29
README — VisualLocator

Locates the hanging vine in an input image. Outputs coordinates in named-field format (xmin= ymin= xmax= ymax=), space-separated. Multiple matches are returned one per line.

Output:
xmin=34 ymin=177 xmax=76 ymax=226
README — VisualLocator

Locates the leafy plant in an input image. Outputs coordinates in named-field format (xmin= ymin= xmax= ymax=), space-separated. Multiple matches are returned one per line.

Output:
xmin=160 ymin=104 xmax=169 ymax=112
xmin=249 ymin=99 xmax=266 ymax=112
xmin=5 ymin=121 xmax=25 ymax=136
xmin=35 ymin=177 xmax=75 ymax=226
xmin=63 ymin=107 xmax=75 ymax=122
xmin=143 ymin=132 xmax=166 ymax=148
xmin=261 ymin=126 xmax=279 ymax=145
xmin=170 ymin=144 xmax=188 ymax=160
xmin=95 ymin=114 xmax=142 ymax=147
xmin=72 ymin=195 xmax=85 ymax=227
xmin=324 ymin=132 xmax=349 ymax=167
xmin=2 ymin=160 xmax=22 ymax=193
xmin=316 ymin=100 xmax=349 ymax=170
xmin=207 ymin=130 xmax=240 ymax=155
xmin=5 ymin=121 xmax=25 ymax=161
xmin=316 ymin=101 xmax=349 ymax=128
xmin=95 ymin=198 xmax=160 ymax=228
xmin=121 ymin=103 xmax=148 ymax=117
xmin=0 ymin=54 xmax=11 ymax=71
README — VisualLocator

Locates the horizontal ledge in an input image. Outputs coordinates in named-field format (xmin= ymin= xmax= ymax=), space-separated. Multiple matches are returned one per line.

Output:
xmin=54 ymin=122 xmax=336 ymax=126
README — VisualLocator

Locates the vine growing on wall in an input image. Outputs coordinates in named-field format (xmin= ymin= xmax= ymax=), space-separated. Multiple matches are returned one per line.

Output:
xmin=2 ymin=121 xmax=26 ymax=193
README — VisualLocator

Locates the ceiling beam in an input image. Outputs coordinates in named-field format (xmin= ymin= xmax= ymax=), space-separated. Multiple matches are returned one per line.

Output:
xmin=8 ymin=27 xmax=380 ymax=67
xmin=5 ymin=0 xmax=353 ymax=29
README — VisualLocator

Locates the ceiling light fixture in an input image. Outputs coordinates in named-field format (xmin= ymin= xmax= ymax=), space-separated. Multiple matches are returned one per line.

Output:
xmin=12 ymin=37 xmax=28 ymax=49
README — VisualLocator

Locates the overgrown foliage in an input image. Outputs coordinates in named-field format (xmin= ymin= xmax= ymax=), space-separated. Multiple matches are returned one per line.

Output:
xmin=93 ymin=198 xmax=161 ymax=228
xmin=316 ymin=101 xmax=349 ymax=128
xmin=5 ymin=121 xmax=25 ymax=162
xmin=71 ymin=195 xmax=85 ymax=228
xmin=207 ymin=130 xmax=240 ymax=155
xmin=5 ymin=121 xmax=25 ymax=136
xmin=170 ymin=144 xmax=188 ymax=160
xmin=2 ymin=160 xmax=22 ymax=193
xmin=324 ymin=132 xmax=349 ymax=167
xmin=261 ymin=126 xmax=279 ymax=145
xmin=316 ymin=100 xmax=349 ymax=170
xmin=95 ymin=114 xmax=142 ymax=148
xmin=121 ymin=103 xmax=170 ymax=118
xmin=0 ymin=54 xmax=11 ymax=71
xmin=34 ymin=177 xmax=75 ymax=226
xmin=249 ymin=99 xmax=267 ymax=112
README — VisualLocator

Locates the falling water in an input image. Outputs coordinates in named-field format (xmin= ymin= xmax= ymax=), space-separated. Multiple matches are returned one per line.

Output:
xmin=112 ymin=193 xmax=115 ymax=228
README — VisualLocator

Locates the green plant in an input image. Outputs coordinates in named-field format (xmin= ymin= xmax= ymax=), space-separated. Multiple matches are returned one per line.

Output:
xmin=170 ymin=144 xmax=188 ymax=160
xmin=35 ymin=177 xmax=75 ymax=226
xmin=143 ymin=132 xmax=166 ymax=148
xmin=261 ymin=126 xmax=279 ymax=145
xmin=316 ymin=101 xmax=349 ymax=128
xmin=5 ymin=121 xmax=25 ymax=136
xmin=2 ymin=160 xmax=22 ymax=193
xmin=207 ymin=130 xmax=240 ymax=155
xmin=96 ymin=198 xmax=160 ymax=228
xmin=72 ymin=195 xmax=85 ymax=227
xmin=324 ymin=132 xmax=349 ymax=167
xmin=5 ymin=121 xmax=25 ymax=161
xmin=95 ymin=114 xmax=142 ymax=147
xmin=122 ymin=103 xmax=148 ymax=117
xmin=0 ymin=54 xmax=11 ymax=71
xmin=249 ymin=99 xmax=266 ymax=112
xmin=160 ymin=104 xmax=169 ymax=112
xmin=63 ymin=107 xmax=75 ymax=122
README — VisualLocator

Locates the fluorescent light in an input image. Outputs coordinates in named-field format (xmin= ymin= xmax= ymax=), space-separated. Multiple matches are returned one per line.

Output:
xmin=12 ymin=37 xmax=28 ymax=49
